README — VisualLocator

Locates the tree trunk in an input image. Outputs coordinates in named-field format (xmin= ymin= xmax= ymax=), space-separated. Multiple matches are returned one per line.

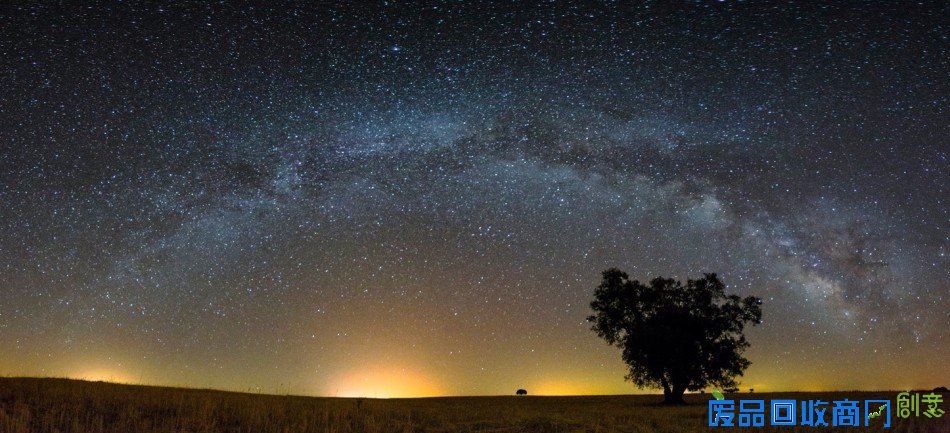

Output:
xmin=662 ymin=384 xmax=687 ymax=405
xmin=661 ymin=377 xmax=672 ymax=403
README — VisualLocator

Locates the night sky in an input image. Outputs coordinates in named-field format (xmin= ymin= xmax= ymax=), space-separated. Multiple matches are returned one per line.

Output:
xmin=1 ymin=3 xmax=947 ymax=397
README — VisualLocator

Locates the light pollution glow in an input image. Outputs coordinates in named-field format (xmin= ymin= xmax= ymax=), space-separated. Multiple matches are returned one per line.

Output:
xmin=3 ymin=338 xmax=944 ymax=397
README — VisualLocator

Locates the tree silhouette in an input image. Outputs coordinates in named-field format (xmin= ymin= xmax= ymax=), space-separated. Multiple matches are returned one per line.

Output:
xmin=516 ymin=389 xmax=527 ymax=396
xmin=587 ymin=269 xmax=762 ymax=404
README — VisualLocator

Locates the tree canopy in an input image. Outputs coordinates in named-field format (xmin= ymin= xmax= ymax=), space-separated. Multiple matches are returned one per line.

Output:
xmin=587 ymin=269 xmax=762 ymax=404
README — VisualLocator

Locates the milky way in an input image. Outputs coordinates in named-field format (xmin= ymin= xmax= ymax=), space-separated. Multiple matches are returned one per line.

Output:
xmin=1 ymin=3 xmax=947 ymax=396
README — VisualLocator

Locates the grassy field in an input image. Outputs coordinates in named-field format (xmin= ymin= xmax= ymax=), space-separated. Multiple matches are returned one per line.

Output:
xmin=0 ymin=378 xmax=945 ymax=433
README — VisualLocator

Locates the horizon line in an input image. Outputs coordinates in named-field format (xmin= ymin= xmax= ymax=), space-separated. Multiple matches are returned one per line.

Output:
xmin=2 ymin=376 xmax=944 ymax=399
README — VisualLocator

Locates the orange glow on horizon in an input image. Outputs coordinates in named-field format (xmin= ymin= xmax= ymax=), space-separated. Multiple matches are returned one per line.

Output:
xmin=68 ymin=368 xmax=136 ymax=385
xmin=529 ymin=379 xmax=604 ymax=396
xmin=326 ymin=365 xmax=444 ymax=398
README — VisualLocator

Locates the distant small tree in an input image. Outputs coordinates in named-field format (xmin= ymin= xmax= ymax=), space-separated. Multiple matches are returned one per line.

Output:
xmin=588 ymin=269 xmax=762 ymax=404
xmin=749 ymin=388 xmax=754 ymax=393
xmin=516 ymin=389 xmax=527 ymax=396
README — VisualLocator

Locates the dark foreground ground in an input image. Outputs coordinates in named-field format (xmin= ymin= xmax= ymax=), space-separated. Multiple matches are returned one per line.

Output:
xmin=0 ymin=378 xmax=945 ymax=433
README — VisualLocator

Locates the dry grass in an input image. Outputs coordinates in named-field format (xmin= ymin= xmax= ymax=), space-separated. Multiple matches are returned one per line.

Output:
xmin=0 ymin=378 xmax=946 ymax=432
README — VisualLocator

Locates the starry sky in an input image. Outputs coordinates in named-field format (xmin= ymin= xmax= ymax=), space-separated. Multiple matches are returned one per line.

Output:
xmin=0 ymin=2 xmax=947 ymax=397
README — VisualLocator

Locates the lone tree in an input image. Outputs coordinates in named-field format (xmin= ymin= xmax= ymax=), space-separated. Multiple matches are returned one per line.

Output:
xmin=587 ymin=269 xmax=762 ymax=404
xmin=516 ymin=389 xmax=528 ymax=395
